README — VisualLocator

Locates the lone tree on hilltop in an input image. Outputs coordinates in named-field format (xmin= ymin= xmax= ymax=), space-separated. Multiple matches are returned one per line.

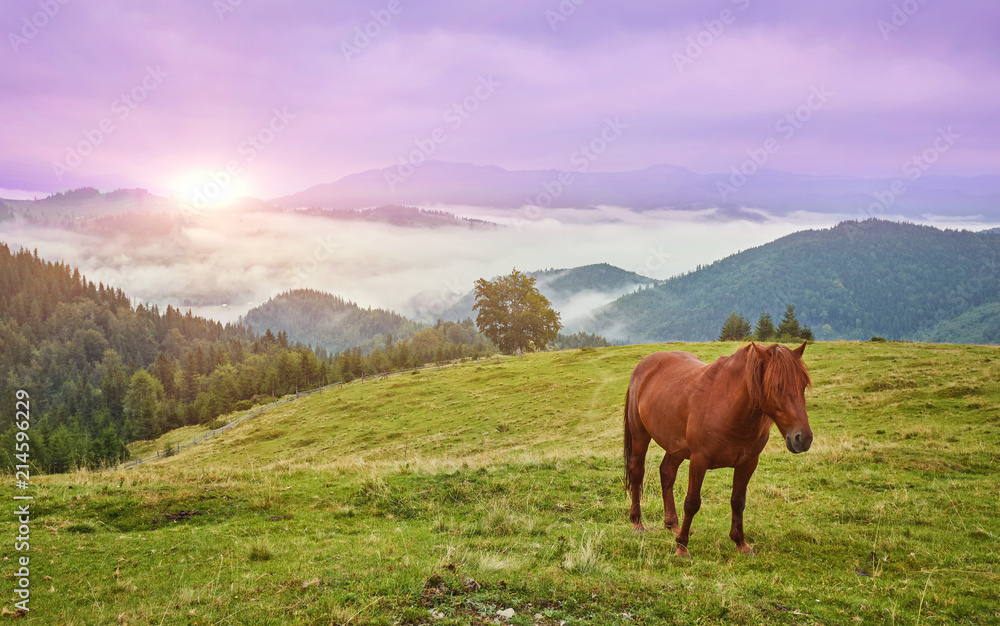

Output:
xmin=719 ymin=312 xmax=751 ymax=341
xmin=473 ymin=269 xmax=562 ymax=356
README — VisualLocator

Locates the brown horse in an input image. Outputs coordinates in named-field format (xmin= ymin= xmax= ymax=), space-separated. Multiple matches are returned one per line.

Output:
xmin=623 ymin=342 xmax=813 ymax=557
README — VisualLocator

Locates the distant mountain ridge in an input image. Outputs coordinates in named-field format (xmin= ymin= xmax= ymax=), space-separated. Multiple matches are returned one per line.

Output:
xmin=11 ymin=166 xmax=1000 ymax=225
xmin=1 ymin=187 xmax=177 ymax=223
xmin=270 ymin=160 xmax=1000 ymax=220
xmin=593 ymin=219 xmax=1000 ymax=343
xmin=1 ymin=186 xmax=498 ymax=234
xmin=295 ymin=204 xmax=498 ymax=229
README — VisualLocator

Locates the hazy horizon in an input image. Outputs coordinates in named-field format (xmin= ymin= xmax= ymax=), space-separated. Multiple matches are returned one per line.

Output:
xmin=2 ymin=1 xmax=998 ymax=203
xmin=4 ymin=203 xmax=997 ymax=328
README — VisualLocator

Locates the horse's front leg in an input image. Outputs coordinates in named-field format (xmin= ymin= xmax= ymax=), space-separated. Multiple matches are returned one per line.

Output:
xmin=675 ymin=455 xmax=708 ymax=557
xmin=729 ymin=456 xmax=760 ymax=555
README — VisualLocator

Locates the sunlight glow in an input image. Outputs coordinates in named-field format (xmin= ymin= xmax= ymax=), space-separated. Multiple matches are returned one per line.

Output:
xmin=170 ymin=170 xmax=251 ymax=210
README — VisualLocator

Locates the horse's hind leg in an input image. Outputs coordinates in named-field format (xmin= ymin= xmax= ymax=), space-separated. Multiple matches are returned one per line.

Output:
xmin=675 ymin=455 xmax=708 ymax=558
xmin=626 ymin=428 xmax=651 ymax=532
xmin=729 ymin=457 xmax=759 ymax=555
xmin=659 ymin=453 xmax=683 ymax=535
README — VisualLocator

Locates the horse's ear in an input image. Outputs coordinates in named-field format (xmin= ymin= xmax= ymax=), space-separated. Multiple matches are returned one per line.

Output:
xmin=751 ymin=341 xmax=769 ymax=360
xmin=793 ymin=341 xmax=807 ymax=357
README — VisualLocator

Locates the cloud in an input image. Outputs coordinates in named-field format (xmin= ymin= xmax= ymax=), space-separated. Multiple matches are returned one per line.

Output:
xmin=4 ymin=192 xmax=1000 ymax=333
xmin=1 ymin=1 xmax=997 ymax=197
xmin=0 ymin=204 xmax=833 ymax=318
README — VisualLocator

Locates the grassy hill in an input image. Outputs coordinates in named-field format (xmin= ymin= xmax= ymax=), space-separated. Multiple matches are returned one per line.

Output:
xmin=25 ymin=341 xmax=1000 ymax=624
xmin=596 ymin=220 xmax=1000 ymax=343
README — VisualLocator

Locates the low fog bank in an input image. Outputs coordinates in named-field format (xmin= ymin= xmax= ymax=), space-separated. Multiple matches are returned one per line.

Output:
xmin=3 ymin=206 xmax=996 ymax=330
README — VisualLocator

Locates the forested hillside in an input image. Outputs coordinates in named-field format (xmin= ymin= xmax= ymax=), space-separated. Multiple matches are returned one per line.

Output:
xmin=0 ymin=247 xmax=494 ymax=473
xmin=918 ymin=302 xmax=1000 ymax=344
xmin=596 ymin=220 xmax=1000 ymax=342
xmin=241 ymin=289 xmax=497 ymax=366
xmin=242 ymin=289 xmax=423 ymax=354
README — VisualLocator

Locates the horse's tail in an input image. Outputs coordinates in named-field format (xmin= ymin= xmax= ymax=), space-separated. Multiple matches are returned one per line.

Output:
xmin=622 ymin=386 xmax=632 ymax=492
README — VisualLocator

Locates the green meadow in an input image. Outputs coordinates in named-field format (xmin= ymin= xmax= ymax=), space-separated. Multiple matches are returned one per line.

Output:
xmin=6 ymin=341 xmax=1000 ymax=625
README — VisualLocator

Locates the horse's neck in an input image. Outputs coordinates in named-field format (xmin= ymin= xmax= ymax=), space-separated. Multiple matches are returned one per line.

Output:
xmin=715 ymin=351 xmax=767 ymax=423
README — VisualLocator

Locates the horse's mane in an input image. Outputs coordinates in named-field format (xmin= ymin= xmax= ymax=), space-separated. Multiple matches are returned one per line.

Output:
xmin=742 ymin=343 xmax=812 ymax=409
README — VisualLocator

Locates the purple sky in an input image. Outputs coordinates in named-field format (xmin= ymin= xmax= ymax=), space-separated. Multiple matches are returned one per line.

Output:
xmin=1 ymin=0 xmax=998 ymax=200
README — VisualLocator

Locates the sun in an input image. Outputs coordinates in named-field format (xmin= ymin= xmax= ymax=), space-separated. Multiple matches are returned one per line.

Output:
xmin=169 ymin=169 xmax=251 ymax=211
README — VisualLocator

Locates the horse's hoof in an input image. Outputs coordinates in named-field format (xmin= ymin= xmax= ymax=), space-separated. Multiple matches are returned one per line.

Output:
xmin=632 ymin=524 xmax=646 ymax=533
xmin=737 ymin=545 xmax=755 ymax=557
xmin=674 ymin=545 xmax=691 ymax=558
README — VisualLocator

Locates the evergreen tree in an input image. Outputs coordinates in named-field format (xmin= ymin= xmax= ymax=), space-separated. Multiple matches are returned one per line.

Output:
xmin=180 ymin=351 xmax=199 ymax=403
xmin=47 ymin=424 xmax=77 ymax=473
xmin=776 ymin=305 xmax=802 ymax=340
xmin=753 ymin=312 xmax=775 ymax=342
xmin=97 ymin=423 xmax=129 ymax=465
xmin=99 ymin=350 xmax=129 ymax=422
xmin=207 ymin=364 xmax=238 ymax=415
xmin=719 ymin=312 xmax=752 ymax=341
xmin=553 ymin=331 xmax=613 ymax=350
xmin=151 ymin=352 xmax=176 ymax=397
xmin=123 ymin=370 xmax=166 ymax=441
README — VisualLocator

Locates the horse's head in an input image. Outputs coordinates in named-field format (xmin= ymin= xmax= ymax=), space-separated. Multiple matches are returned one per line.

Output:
xmin=748 ymin=342 xmax=813 ymax=453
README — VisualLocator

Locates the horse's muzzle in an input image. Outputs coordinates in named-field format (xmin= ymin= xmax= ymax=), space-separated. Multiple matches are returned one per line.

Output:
xmin=785 ymin=430 xmax=813 ymax=454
